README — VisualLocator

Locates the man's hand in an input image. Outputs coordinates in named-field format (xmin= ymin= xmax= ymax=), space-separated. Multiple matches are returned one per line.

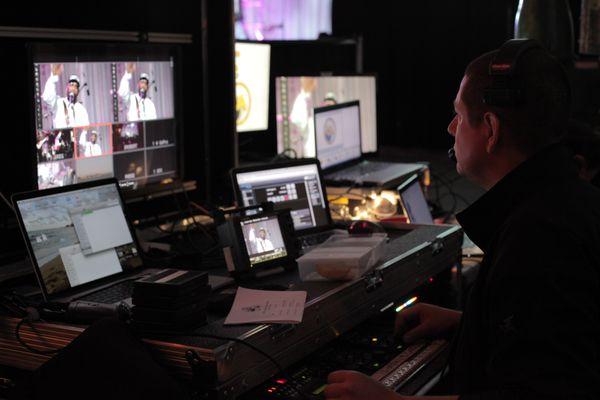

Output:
xmin=51 ymin=63 xmax=64 ymax=76
xmin=395 ymin=303 xmax=462 ymax=343
xmin=126 ymin=62 xmax=136 ymax=74
xmin=325 ymin=371 xmax=402 ymax=400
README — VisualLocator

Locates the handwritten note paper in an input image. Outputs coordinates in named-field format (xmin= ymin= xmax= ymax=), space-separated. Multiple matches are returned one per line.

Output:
xmin=224 ymin=287 xmax=307 ymax=325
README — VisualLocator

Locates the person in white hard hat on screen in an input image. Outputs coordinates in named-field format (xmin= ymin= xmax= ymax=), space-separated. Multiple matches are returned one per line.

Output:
xmin=42 ymin=64 xmax=90 ymax=129
xmin=118 ymin=62 xmax=157 ymax=121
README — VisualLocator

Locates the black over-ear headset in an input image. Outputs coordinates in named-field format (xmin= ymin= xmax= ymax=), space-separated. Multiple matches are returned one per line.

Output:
xmin=483 ymin=38 xmax=544 ymax=107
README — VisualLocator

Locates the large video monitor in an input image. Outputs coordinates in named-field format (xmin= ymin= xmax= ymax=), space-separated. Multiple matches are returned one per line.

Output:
xmin=31 ymin=43 xmax=180 ymax=191
xmin=275 ymin=75 xmax=376 ymax=158
xmin=235 ymin=41 xmax=271 ymax=132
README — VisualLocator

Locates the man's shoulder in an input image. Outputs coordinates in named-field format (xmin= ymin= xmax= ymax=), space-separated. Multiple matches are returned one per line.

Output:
xmin=497 ymin=181 xmax=600 ymax=260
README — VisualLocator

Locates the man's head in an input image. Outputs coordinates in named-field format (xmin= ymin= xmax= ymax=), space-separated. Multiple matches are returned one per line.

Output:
xmin=258 ymin=228 xmax=267 ymax=239
xmin=67 ymin=75 xmax=80 ymax=103
xmin=90 ymin=131 xmax=98 ymax=144
xmin=448 ymin=41 xmax=571 ymax=188
xmin=300 ymin=77 xmax=317 ymax=93
xmin=138 ymin=73 xmax=150 ymax=98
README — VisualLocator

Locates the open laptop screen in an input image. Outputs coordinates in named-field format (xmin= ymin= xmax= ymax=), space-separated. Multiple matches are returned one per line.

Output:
xmin=234 ymin=161 xmax=331 ymax=232
xmin=14 ymin=182 xmax=142 ymax=295
xmin=314 ymin=101 xmax=362 ymax=170
xmin=398 ymin=175 xmax=433 ymax=224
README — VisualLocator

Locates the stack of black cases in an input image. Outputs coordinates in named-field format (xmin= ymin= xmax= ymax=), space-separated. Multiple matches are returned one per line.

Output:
xmin=132 ymin=269 xmax=210 ymax=330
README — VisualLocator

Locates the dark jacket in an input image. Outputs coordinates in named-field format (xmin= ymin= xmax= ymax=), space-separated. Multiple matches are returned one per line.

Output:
xmin=453 ymin=144 xmax=600 ymax=399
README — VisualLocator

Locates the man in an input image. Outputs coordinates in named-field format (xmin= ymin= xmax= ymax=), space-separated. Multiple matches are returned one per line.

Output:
xmin=290 ymin=77 xmax=317 ymax=157
xmin=42 ymin=64 xmax=90 ymax=129
xmin=81 ymin=131 xmax=102 ymax=158
xmin=254 ymin=228 xmax=274 ymax=253
xmin=118 ymin=63 xmax=157 ymax=122
xmin=325 ymin=40 xmax=600 ymax=399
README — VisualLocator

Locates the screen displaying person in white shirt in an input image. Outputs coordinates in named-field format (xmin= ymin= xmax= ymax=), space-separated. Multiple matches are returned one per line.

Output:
xmin=42 ymin=64 xmax=90 ymax=129
xmin=248 ymin=227 xmax=275 ymax=254
xmin=81 ymin=131 xmax=102 ymax=158
xmin=118 ymin=63 xmax=158 ymax=122
xmin=289 ymin=77 xmax=317 ymax=157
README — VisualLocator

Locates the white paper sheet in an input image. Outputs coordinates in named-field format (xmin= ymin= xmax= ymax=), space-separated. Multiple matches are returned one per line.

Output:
xmin=224 ymin=287 xmax=307 ymax=325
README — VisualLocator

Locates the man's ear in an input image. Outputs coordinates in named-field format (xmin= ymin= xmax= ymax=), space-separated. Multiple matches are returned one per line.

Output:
xmin=483 ymin=112 xmax=501 ymax=154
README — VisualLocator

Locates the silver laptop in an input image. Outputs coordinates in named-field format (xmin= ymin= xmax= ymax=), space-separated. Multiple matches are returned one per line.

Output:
xmin=314 ymin=100 xmax=423 ymax=188
xmin=12 ymin=179 xmax=155 ymax=305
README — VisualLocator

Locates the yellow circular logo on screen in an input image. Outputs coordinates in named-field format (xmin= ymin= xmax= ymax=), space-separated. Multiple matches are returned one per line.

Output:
xmin=236 ymin=82 xmax=252 ymax=126
xmin=324 ymin=118 xmax=337 ymax=144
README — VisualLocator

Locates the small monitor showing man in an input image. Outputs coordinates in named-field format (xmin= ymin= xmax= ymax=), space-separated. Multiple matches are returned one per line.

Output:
xmin=241 ymin=215 xmax=288 ymax=266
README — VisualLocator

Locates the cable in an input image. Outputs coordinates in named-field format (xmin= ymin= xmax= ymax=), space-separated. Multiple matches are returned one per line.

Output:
xmin=139 ymin=329 xmax=311 ymax=400
xmin=183 ymin=333 xmax=310 ymax=400
xmin=0 ymin=192 xmax=14 ymax=213
xmin=15 ymin=314 xmax=62 ymax=356
xmin=269 ymin=148 xmax=298 ymax=163
xmin=327 ymin=181 xmax=362 ymax=203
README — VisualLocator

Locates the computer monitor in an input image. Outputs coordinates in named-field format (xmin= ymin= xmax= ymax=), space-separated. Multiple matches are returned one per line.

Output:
xmin=31 ymin=43 xmax=180 ymax=191
xmin=232 ymin=159 xmax=332 ymax=233
xmin=235 ymin=41 xmax=271 ymax=132
xmin=13 ymin=179 xmax=142 ymax=296
xmin=314 ymin=101 xmax=362 ymax=170
xmin=275 ymin=75 xmax=376 ymax=157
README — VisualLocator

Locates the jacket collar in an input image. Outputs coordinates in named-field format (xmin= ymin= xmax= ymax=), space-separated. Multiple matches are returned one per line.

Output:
xmin=456 ymin=143 xmax=577 ymax=252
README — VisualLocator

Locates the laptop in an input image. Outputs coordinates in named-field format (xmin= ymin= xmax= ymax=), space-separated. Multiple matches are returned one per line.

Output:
xmin=397 ymin=175 xmax=482 ymax=255
xmin=231 ymin=159 xmax=342 ymax=248
xmin=397 ymin=174 xmax=434 ymax=224
xmin=314 ymin=100 xmax=424 ymax=188
xmin=12 ymin=178 xmax=156 ymax=306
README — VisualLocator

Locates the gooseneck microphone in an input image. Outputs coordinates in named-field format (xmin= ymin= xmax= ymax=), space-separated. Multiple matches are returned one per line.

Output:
xmin=448 ymin=147 xmax=456 ymax=162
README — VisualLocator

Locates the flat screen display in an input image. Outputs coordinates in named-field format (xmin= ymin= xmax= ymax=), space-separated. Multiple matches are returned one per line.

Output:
xmin=32 ymin=44 xmax=179 ymax=191
xmin=276 ymin=75 xmax=376 ymax=157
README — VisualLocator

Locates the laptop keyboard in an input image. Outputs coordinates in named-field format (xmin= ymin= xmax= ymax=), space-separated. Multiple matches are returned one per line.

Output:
xmin=301 ymin=231 xmax=334 ymax=249
xmin=78 ymin=280 xmax=135 ymax=304
xmin=330 ymin=162 xmax=391 ymax=180
xmin=356 ymin=161 xmax=389 ymax=174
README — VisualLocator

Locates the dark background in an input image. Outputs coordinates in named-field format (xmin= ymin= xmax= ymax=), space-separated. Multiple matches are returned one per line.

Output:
xmin=0 ymin=0 xmax=596 ymax=262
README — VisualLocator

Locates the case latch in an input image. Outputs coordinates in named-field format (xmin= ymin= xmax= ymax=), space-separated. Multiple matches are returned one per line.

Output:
xmin=364 ymin=269 xmax=384 ymax=292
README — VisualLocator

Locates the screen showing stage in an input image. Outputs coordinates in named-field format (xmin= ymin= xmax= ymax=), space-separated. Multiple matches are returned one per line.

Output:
xmin=275 ymin=75 xmax=376 ymax=157
xmin=235 ymin=42 xmax=271 ymax=132
xmin=32 ymin=45 xmax=178 ymax=190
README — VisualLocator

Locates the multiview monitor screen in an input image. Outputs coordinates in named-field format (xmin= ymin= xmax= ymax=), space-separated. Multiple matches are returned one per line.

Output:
xmin=275 ymin=75 xmax=377 ymax=157
xmin=32 ymin=44 xmax=179 ymax=191
xmin=235 ymin=41 xmax=271 ymax=132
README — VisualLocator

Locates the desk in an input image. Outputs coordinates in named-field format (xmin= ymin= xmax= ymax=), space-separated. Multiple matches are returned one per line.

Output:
xmin=0 ymin=224 xmax=462 ymax=399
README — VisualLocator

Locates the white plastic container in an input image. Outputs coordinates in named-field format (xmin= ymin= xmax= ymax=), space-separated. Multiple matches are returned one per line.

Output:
xmin=297 ymin=233 xmax=388 ymax=281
